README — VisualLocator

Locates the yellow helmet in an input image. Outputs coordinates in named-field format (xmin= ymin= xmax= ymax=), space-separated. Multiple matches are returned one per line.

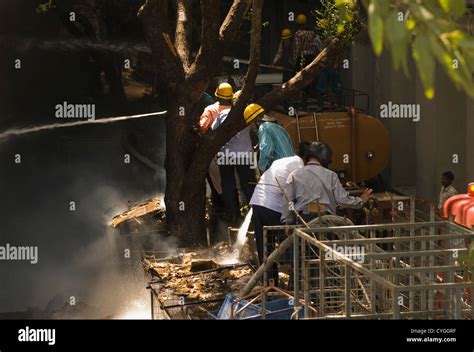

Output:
xmin=295 ymin=14 xmax=307 ymax=25
xmin=281 ymin=28 xmax=292 ymax=39
xmin=244 ymin=103 xmax=265 ymax=124
xmin=215 ymin=83 xmax=234 ymax=100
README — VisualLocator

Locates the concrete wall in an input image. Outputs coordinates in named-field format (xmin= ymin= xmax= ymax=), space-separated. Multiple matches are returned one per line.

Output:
xmin=344 ymin=32 xmax=473 ymax=204
xmin=431 ymin=67 xmax=468 ymax=202
xmin=347 ymin=37 xmax=417 ymax=191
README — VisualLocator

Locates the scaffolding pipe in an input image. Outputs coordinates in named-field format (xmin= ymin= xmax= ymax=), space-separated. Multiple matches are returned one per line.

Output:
xmin=240 ymin=235 xmax=294 ymax=297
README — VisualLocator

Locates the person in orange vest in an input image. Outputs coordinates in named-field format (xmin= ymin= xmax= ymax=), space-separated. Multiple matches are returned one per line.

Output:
xmin=196 ymin=83 xmax=234 ymax=134
xmin=196 ymin=83 xmax=234 ymax=211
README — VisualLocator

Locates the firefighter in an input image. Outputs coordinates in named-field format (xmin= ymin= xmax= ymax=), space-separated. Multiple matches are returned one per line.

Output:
xmin=257 ymin=115 xmax=294 ymax=172
xmin=197 ymin=83 xmax=234 ymax=211
xmin=197 ymin=83 xmax=234 ymax=134
xmin=292 ymin=14 xmax=322 ymax=110
xmin=282 ymin=142 xmax=373 ymax=224
xmin=293 ymin=14 xmax=322 ymax=70
xmin=210 ymin=103 xmax=260 ymax=224
xmin=239 ymin=103 xmax=294 ymax=172
xmin=272 ymin=28 xmax=295 ymax=83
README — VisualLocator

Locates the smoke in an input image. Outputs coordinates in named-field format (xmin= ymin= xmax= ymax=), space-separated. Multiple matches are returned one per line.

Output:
xmin=0 ymin=0 xmax=171 ymax=319
xmin=0 ymin=122 xmax=169 ymax=318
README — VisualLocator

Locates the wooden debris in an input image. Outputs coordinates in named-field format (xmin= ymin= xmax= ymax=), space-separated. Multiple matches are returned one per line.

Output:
xmin=111 ymin=198 xmax=165 ymax=228
xmin=190 ymin=259 xmax=220 ymax=272
xmin=143 ymin=245 xmax=255 ymax=304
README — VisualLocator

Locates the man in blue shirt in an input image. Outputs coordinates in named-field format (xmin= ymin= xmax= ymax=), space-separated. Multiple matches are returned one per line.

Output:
xmin=258 ymin=114 xmax=295 ymax=172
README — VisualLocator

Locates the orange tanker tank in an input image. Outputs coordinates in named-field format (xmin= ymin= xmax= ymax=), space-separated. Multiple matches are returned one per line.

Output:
xmin=270 ymin=108 xmax=391 ymax=183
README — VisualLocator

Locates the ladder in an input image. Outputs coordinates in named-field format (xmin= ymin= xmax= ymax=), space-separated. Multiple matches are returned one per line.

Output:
xmin=295 ymin=111 xmax=319 ymax=143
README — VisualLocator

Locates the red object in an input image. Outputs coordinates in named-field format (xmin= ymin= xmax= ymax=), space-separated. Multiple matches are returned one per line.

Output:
xmin=443 ymin=183 xmax=474 ymax=229
xmin=440 ymin=183 xmax=474 ymax=319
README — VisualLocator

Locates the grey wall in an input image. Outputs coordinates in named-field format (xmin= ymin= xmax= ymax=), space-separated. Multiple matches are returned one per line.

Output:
xmin=346 ymin=35 xmax=417 ymax=191
xmin=344 ymin=29 xmax=473 ymax=204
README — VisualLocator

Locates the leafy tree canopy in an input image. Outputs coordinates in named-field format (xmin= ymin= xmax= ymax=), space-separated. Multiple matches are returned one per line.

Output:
xmin=334 ymin=0 xmax=474 ymax=99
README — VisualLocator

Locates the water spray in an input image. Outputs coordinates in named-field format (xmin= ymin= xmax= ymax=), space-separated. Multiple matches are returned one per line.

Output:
xmin=3 ymin=36 xmax=150 ymax=55
xmin=0 ymin=111 xmax=167 ymax=141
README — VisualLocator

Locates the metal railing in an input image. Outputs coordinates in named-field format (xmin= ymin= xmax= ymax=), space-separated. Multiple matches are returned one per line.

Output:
xmin=260 ymin=221 xmax=474 ymax=319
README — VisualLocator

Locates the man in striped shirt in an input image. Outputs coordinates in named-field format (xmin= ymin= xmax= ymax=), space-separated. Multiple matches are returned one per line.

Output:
xmin=257 ymin=114 xmax=295 ymax=172
xmin=293 ymin=14 xmax=322 ymax=71
xmin=292 ymin=14 xmax=322 ymax=110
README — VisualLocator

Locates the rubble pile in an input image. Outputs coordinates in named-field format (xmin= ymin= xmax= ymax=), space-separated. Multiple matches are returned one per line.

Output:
xmin=143 ymin=242 xmax=256 ymax=304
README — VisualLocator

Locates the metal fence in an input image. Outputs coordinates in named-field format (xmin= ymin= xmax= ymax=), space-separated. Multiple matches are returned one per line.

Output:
xmin=262 ymin=221 xmax=474 ymax=319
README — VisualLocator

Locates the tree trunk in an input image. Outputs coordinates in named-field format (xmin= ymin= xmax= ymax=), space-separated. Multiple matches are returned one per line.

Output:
xmin=165 ymin=171 xmax=207 ymax=247
xmin=163 ymin=99 xmax=209 ymax=247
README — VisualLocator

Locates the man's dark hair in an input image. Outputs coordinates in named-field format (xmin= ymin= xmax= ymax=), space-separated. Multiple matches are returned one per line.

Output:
xmin=298 ymin=141 xmax=312 ymax=160
xmin=306 ymin=142 xmax=332 ymax=167
xmin=442 ymin=171 xmax=454 ymax=181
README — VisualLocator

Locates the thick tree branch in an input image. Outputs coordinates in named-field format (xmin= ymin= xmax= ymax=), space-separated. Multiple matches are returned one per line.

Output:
xmin=188 ymin=0 xmax=263 ymax=179
xmin=187 ymin=0 xmax=220 ymax=80
xmin=258 ymin=37 xmax=343 ymax=109
xmin=187 ymin=0 xmax=250 ymax=83
xmin=175 ymin=0 xmax=193 ymax=70
xmin=220 ymin=0 xmax=252 ymax=43
xmin=232 ymin=0 xmax=263 ymax=115
xmin=138 ymin=0 xmax=186 ymax=92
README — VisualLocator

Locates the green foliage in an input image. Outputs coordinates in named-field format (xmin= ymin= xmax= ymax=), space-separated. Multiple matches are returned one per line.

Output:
xmin=335 ymin=0 xmax=474 ymax=99
xmin=36 ymin=1 xmax=55 ymax=14
xmin=313 ymin=0 xmax=364 ymax=46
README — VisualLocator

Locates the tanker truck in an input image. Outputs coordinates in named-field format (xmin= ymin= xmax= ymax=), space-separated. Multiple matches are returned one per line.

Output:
xmin=270 ymin=106 xmax=411 ymax=225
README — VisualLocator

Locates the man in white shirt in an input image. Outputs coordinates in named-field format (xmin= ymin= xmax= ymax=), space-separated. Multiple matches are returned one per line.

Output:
xmin=282 ymin=142 xmax=372 ymax=224
xmin=213 ymin=109 xmax=256 ymax=224
xmin=250 ymin=142 xmax=311 ymax=268
xmin=438 ymin=171 xmax=458 ymax=211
